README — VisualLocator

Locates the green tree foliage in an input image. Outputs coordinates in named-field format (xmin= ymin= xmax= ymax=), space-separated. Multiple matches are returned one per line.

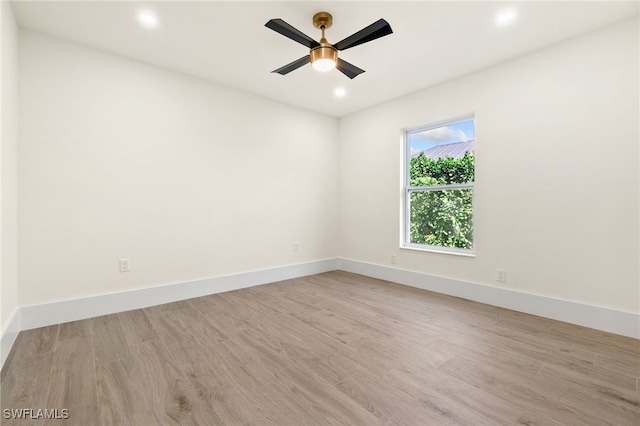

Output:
xmin=409 ymin=152 xmax=474 ymax=249
xmin=410 ymin=152 xmax=474 ymax=186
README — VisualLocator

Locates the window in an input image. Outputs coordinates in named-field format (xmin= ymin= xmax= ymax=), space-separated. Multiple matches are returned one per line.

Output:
xmin=403 ymin=116 xmax=475 ymax=255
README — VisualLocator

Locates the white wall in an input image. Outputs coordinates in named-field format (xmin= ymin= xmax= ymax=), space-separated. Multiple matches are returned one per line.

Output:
xmin=18 ymin=30 xmax=338 ymax=306
xmin=1 ymin=1 xmax=19 ymax=333
xmin=339 ymin=18 xmax=639 ymax=314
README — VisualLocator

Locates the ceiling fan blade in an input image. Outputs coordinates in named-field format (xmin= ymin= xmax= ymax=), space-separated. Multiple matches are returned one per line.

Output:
xmin=271 ymin=55 xmax=311 ymax=75
xmin=336 ymin=58 xmax=365 ymax=79
xmin=333 ymin=19 xmax=393 ymax=51
xmin=265 ymin=19 xmax=321 ymax=49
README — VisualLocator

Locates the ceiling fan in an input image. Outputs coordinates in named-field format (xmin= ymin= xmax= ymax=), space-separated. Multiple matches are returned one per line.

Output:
xmin=265 ymin=12 xmax=393 ymax=79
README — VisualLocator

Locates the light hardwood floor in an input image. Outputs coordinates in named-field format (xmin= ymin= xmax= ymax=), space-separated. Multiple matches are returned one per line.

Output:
xmin=1 ymin=271 xmax=639 ymax=425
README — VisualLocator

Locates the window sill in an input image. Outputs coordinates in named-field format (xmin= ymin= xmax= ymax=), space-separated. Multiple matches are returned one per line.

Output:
xmin=401 ymin=243 xmax=476 ymax=257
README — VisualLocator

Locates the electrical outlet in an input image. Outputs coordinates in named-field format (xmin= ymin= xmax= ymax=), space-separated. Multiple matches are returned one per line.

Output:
xmin=497 ymin=269 xmax=506 ymax=282
xmin=391 ymin=254 xmax=397 ymax=264
xmin=293 ymin=242 xmax=299 ymax=253
xmin=120 ymin=258 xmax=130 ymax=273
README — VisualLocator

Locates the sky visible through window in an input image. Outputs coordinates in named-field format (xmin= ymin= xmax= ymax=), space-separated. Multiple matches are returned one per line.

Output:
xmin=409 ymin=120 xmax=475 ymax=156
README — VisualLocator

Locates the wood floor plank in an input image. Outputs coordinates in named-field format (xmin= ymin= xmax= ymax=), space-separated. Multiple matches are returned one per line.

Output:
xmin=298 ymin=275 xmax=356 ymax=301
xmin=337 ymin=290 xmax=462 ymax=337
xmin=242 ymin=313 xmax=367 ymax=385
xmin=186 ymin=293 xmax=228 ymax=316
xmin=547 ymin=327 xmax=640 ymax=371
xmin=0 ymin=333 xmax=22 ymax=384
xmin=0 ymin=352 xmax=53 ymax=425
xmin=145 ymin=308 xmax=197 ymax=346
xmin=248 ymin=286 xmax=322 ymax=316
xmin=537 ymin=362 xmax=640 ymax=423
xmin=2 ymin=325 xmax=58 ymax=373
xmin=168 ymin=339 xmax=262 ymax=425
xmin=432 ymin=337 xmax=544 ymax=376
xmin=292 ymin=308 xmax=372 ymax=344
xmin=208 ymin=339 xmax=321 ymax=425
xmin=168 ymin=306 xmax=228 ymax=347
xmin=274 ymin=363 xmax=384 ymax=425
xmin=91 ymin=314 xmax=131 ymax=366
xmin=3 ymin=271 xmax=638 ymax=425
xmin=468 ymin=318 xmax=603 ymax=364
xmin=201 ymin=308 xmax=252 ymax=338
xmin=440 ymin=355 xmax=606 ymax=425
xmin=302 ymin=348 xmax=369 ymax=386
xmin=130 ymin=338 xmax=218 ymax=425
xmin=142 ymin=300 xmax=192 ymax=317
xmin=388 ymin=363 xmax=562 ymax=426
xmin=242 ymin=315 xmax=315 ymax=361
xmin=117 ymin=309 xmax=158 ymax=347
xmin=543 ymin=355 xmax=638 ymax=394
xmin=188 ymin=292 xmax=261 ymax=322
xmin=95 ymin=357 xmax=158 ymax=426
xmin=270 ymin=278 xmax=332 ymax=305
xmin=335 ymin=368 xmax=440 ymax=425
xmin=273 ymin=312 xmax=347 ymax=350
xmin=217 ymin=290 xmax=282 ymax=320
xmin=595 ymin=352 xmax=640 ymax=379
xmin=348 ymin=334 xmax=446 ymax=374
xmin=317 ymin=296 xmax=442 ymax=346
xmin=550 ymin=322 xmax=640 ymax=355
xmin=45 ymin=336 xmax=98 ymax=425
xmin=232 ymin=327 xmax=297 ymax=374
xmin=57 ymin=319 xmax=92 ymax=341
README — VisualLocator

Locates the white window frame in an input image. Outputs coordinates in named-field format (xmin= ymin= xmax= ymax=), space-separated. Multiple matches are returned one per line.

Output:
xmin=402 ymin=115 xmax=476 ymax=256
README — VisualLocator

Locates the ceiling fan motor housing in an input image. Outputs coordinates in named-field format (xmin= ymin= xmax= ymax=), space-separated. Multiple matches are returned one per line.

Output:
xmin=310 ymin=43 xmax=338 ymax=66
xmin=311 ymin=12 xmax=337 ymax=70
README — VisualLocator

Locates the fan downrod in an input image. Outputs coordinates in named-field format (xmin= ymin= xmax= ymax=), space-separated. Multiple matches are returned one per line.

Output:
xmin=313 ymin=12 xmax=333 ymax=30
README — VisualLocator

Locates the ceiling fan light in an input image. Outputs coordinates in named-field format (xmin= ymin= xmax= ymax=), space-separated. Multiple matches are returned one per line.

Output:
xmin=310 ymin=45 xmax=337 ymax=72
xmin=312 ymin=58 xmax=336 ymax=72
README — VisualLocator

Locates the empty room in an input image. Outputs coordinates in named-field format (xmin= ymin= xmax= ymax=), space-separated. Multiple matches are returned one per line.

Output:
xmin=1 ymin=1 xmax=639 ymax=424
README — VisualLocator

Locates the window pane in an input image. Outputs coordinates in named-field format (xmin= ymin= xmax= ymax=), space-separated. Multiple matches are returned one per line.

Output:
xmin=409 ymin=189 xmax=473 ymax=249
xmin=408 ymin=119 xmax=475 ymax=186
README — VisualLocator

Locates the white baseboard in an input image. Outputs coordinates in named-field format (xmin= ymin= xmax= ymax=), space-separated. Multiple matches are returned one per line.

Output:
xmin=1 ymin=308 xmax=20 ymax=369
xmin=3 ymin=256 xmax=637 ymax=371
xmin=19 ymin=258 xmax=339 ymax=332
xmin=339 ymin=258 xmax=640 ymax=339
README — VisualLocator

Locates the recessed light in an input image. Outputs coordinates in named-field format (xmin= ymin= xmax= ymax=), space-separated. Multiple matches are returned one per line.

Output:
xmin=334 ymin=87 xmax=346 ymax=98
xmin=495 ymin=8 xmax=517 ymax=27
xmin=137 ymin=10 xmax=159 ymax=29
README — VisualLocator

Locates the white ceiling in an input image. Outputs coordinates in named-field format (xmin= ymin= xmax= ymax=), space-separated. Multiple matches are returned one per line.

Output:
xmin=10 ymin=1 xmax=639 ymax=117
